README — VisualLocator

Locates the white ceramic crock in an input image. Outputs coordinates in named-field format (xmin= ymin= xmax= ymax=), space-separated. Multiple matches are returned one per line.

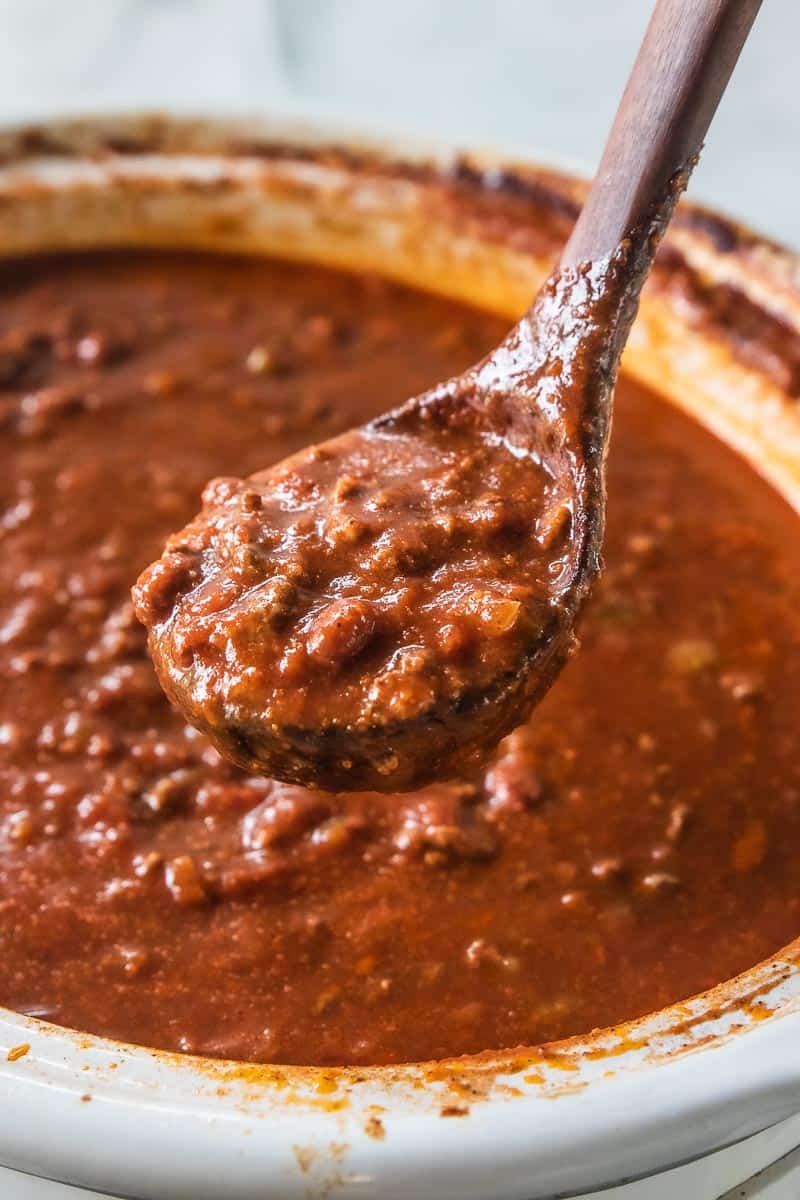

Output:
xmin=1 ymin=114 xmax=800 ymax=1200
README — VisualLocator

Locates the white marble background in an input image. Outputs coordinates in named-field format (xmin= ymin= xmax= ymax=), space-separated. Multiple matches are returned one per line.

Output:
xmin=0 ymin=0 xmax=796 ymax=246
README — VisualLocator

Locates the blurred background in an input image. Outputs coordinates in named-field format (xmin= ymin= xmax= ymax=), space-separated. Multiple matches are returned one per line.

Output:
xmin=0 ymin=0 xmax=795 ymax=246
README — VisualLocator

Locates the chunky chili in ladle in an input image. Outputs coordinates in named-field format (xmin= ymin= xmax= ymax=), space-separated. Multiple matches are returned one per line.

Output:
xmin=134 ymin=0 xmax=760 ymax=792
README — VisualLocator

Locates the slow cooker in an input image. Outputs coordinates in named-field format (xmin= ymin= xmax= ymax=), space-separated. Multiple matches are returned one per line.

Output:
xmin=1 ymin=113 xmax=799 ymax=1200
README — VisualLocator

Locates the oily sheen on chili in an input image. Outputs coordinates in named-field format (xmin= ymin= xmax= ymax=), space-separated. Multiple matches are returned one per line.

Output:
xmin=1 ymin=251 xmax=799 ymax=1066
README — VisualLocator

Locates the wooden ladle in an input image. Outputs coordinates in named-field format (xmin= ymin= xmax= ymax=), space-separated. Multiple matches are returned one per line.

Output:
xmin=133 ymin=0 xmax=761 ymax=792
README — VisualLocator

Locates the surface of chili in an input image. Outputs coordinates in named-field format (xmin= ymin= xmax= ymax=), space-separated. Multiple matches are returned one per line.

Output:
xmin=2 ymin=251 xmax=799 ymax=1065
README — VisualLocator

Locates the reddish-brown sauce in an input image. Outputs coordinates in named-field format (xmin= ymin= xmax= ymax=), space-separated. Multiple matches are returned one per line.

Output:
xmin=1 ymin=250 xmax=800 ymax=1066
xmin=134 ymin=404 xmax=563 ymax=792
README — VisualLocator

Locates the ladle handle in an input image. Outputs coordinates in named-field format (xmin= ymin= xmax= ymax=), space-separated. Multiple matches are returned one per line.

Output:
xmin=562 ymin=0 xmax=762 ymax=267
